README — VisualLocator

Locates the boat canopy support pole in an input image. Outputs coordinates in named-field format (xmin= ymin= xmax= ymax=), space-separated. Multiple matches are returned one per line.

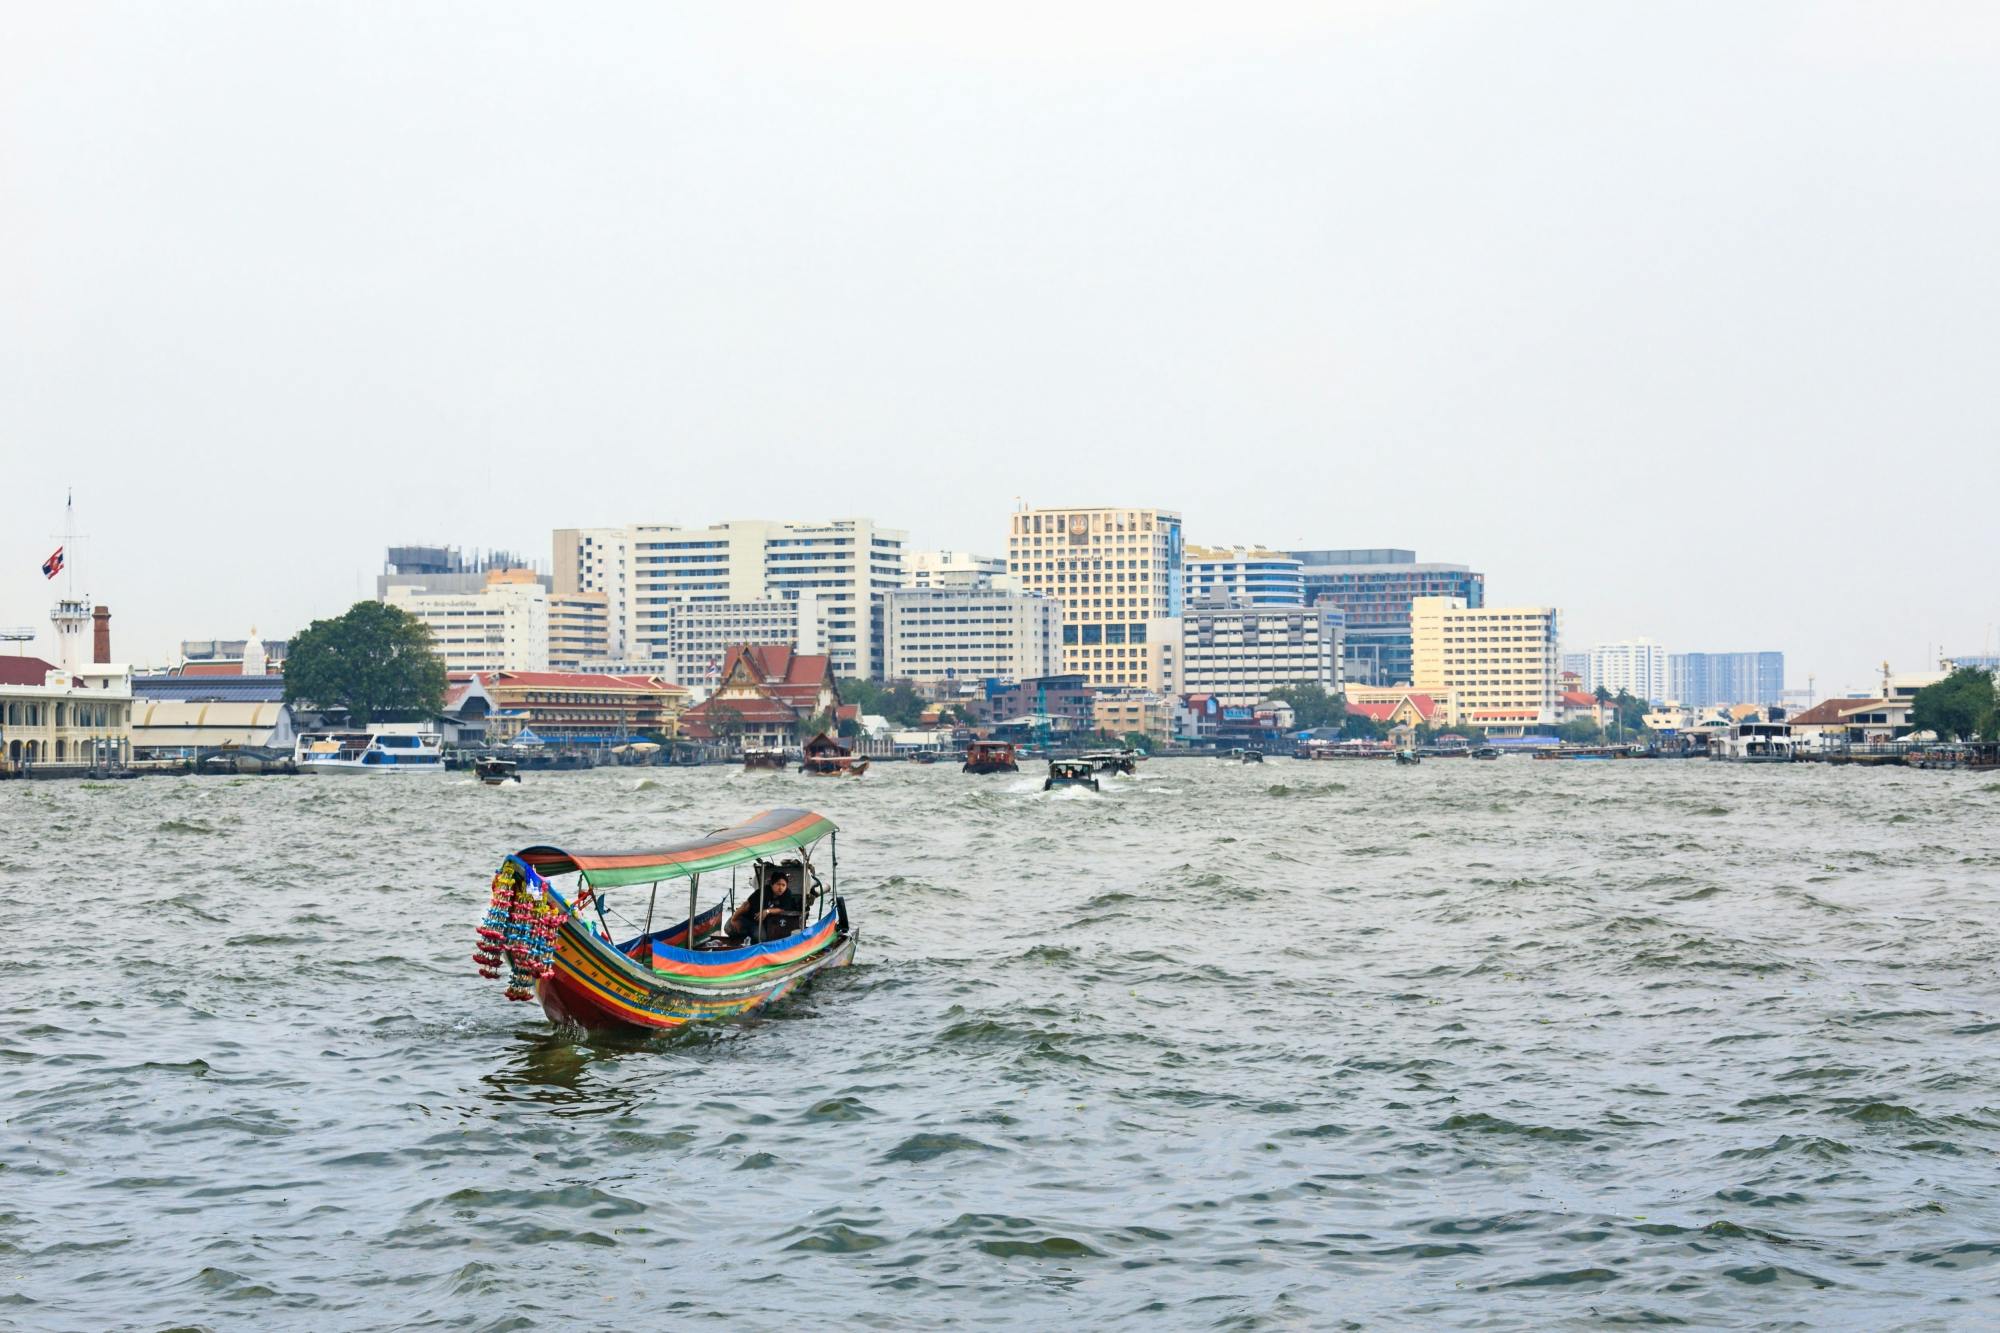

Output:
xmin=642 ymin=881 xmax=659 ymax=945
xmin=688 ymin=873 xmax=700 ymax=952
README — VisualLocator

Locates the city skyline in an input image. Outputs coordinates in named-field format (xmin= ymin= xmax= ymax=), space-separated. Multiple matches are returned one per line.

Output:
xmin=5 ymin=4 xmax=1997 ymax=692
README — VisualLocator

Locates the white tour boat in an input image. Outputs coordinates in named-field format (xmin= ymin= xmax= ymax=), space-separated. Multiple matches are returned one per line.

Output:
xmin=1712 ymin=722 xmax=1796 ymax=764
xmin=296 ymin=731 xmax=446 ymax=775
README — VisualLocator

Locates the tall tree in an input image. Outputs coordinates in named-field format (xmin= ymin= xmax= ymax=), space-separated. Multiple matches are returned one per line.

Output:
xmin=283 ymin=601 xmax=446 ymax=726
xmin=1263 ymin=683 xmax=1346 ymax=731
xmin=1911 ymin=667 xmax=1998 ymax=741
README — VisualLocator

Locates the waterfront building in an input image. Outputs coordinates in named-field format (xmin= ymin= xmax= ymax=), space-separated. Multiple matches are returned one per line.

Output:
xmin=973 ymin=673 xmax=1094 ymax=735
xmin=1177 ymin=598 xmax=1343 ymax=708
xmin=905 ymin=550 xmax=1007 ymax=590
xmin=882 ymin=586 xmax=1061 ymax=687
xmin=1 ymin=601 xmax=133 ymax=772
xmin=678 ymin=644 xmax=841 ymax=750
xmin=556 ymin=518 xmax=906 ymax=680
xmin=1411 ymin=597 xmax=1560 ymax=731
xmin=1586 ymin=639 xmax=1670 ymax=702
xmin=1286 ymin=549 xmax=1485 ymax=687
xmin=1005 ymin=506 xmax=1184 ymax=689
xmin=1666 ymin=652 xmax=1785 ymax=708
xmin=130 ymin=669 xmax=300 ymax=758
xmin=384 ymin=569 xmax=550 ymax=673
xmin=478 ymin=670 xmax=688 ymax=745
xmin=1092 ymin=690 xmax=1174 ymax=743
xmin=547 ymin=592 xmax=610 ymax=672
xmin=1182 ymin=546 xmax=1305 ymax=607
xmin=1785 ymin=696 xmax=1910 ymax=745
xmin=1345 ymin=692 xmax=1444 ymax=730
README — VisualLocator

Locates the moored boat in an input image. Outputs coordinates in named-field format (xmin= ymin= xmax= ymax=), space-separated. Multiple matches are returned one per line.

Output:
xmin=472 ymin=807 xmax=856 ymax=1034
xmin=962 ymin=740 xmax=1019 ymax=774
xmin=296 ymin=731 xmax=445 ymax=775
xmin=1710 ymin=722 xmax=1796 ymax=764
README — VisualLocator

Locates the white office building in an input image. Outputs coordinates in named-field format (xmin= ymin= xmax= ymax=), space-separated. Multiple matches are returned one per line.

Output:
xmin=554 ymin=518 xmax=906 ymax=679
xmin=1183 ymin=546 xmax=1306 ymax=607
xmin=1179 ymin=599 xmax=1344 ymax=707
xmin=1585 ymin=639 xmax=1670 ymax=703
xmin=385 ymin=571 xmax=550 ymax=673
xmin=905 ymin=550 xmax=1007 ymax=590
xmin=883 ymin=586 xmax=1061 ymax=685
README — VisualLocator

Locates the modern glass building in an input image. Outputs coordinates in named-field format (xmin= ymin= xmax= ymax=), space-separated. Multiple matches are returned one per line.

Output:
xmin=1667 ymin=652 xmax=1785 ymax=707
xmin=1287 ymin=549 xmax=1485 ymax=687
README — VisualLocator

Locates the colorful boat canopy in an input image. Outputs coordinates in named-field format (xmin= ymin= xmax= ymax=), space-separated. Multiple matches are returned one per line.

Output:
xmin=514 ymin=807 xmax=838 ymax=889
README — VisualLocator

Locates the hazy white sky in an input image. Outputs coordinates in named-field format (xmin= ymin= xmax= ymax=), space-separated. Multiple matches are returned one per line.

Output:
xmin=4 ymin=2 xmax=1997 ymax=691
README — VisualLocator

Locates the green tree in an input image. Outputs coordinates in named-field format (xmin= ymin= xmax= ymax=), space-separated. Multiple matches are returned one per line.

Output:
xmin=1911 ymin=667 xmax=1998 ymax=741
xmin=1557 ymin=717 xmax=1606 ymax=744
xmin=283 ymin=601 xmax=446 ymax=726
xmin=1263 ymin=683 xmax=1346 ymax=731
xmin=1340 ymin=712 xmax=1384 ymax=740
xmin=837 ymin=678 xmax=926 ymax=727
xmin=705 ymin=701 xmax=744 ymax=751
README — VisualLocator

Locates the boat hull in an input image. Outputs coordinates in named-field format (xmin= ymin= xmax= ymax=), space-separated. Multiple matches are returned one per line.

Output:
xmin=301 ymin=760 xmax=446 ymax=775
xmin=537 ymin=915 xmax=858 ymax=1034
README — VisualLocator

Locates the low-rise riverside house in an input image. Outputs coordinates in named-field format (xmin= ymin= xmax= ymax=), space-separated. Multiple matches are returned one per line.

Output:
xmin=1344 ymin=692 xmax=1445 ymax=731
xmin=1177 ymin=597 xmax=1344 ymax=708
xmin=385 ymin=568 xmax=550 ymax=673
xmin=1182 ymin=546 xmax=1306 ymax=607
xmin=555 ymin=517 xmax=907 ymax=680
xmin=1410 ymin=596 xmax=1560 ymax=734
xmin=1092 ymin=690 xmax=1173 ymax=744
xmin=678 ymin=643 xmax=841 ymax=751
xmin=478 ymin=670 xmax=688 ymax=746
xmin=1005 ymin=505 xmax=1184 ymax=690
xmin=882 ymin=585 xmax=1061 ymax=688
xmin=1785 ymin=696 xmax=1912 ymax=746
xmin=547 ymin=591 xmax=609 ymax=671
xmin=1 ymin=601 xmax=133 ymax=773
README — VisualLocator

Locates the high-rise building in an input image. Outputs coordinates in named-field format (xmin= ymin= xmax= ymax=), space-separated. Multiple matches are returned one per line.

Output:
xmin=554 ymin=518 xmax=906 ymax=680
xmin=1006 ymin=506 xmax=1184 ymax=689
xmin=552 ymin=527 xmax=632 ymax=659
xmin=547 ymin=592 xmax=610 ymax=671
xmin=883 ymin=586 xmax=1061 ymax=685
xmin=1585 ymin=639 xmax=1669 ymax=702
xmin=1287 ymin=549 xmax=1484 ymax=687
xmin=1411 ymin=596 xmax=1559 ymax=730
xmin=1667 ymin=652 xmax=1785 ymax=707
xmin=905 ymin=550 xmax=1008 ymax=590
xmin=1178 ymin=599 xmax=1343 ymax=707
xmin=1183 ymin=547 xmax=1305 ymax=607
xmin=385 ymin=569 xmax=550 ymax=673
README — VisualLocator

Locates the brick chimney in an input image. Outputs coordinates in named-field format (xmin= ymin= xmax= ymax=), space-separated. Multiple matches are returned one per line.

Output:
xmin=92 ymin=606 xmax=111 ymax=663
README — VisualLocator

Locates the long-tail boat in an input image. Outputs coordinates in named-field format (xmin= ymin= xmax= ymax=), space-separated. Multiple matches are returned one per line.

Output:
xmin=472 ymin=807 xmax=856 ymax=1034
xmin=800 ymin=732 xmax=869 ymax=777
xmin=962 ymin=740 xmax=1019 ymax=774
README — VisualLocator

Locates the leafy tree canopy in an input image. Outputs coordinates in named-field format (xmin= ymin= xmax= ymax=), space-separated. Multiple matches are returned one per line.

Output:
xmin=1121 ymin=731 xmax=1156 ymax=753
xmin=1263 ymin=683 xmax=1345 ymax=731
xmin=838 ymin=678 xmax=928 ymax=727
xmin=1911 ymin=667 xmax=1998 ymax=741
xmin=1556 ymin=717 xmax=1606 ymax=744
xmin=282 ymin=601 xmax=446 ymax=726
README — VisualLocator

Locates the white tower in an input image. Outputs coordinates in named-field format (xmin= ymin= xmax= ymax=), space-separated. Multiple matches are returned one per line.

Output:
xmin=51 ymin=598 xmax=90 ymax=675
xmin=242 ymin=627 xmax=267 ymax=677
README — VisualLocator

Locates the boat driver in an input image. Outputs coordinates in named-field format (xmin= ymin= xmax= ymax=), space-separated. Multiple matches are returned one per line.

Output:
xmin=725 ymin=869 xmax=804 ymax=943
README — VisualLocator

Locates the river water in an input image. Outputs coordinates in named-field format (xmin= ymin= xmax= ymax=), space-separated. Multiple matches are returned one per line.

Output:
xmin=3 ymin=760 xmax=1998 ymax=1330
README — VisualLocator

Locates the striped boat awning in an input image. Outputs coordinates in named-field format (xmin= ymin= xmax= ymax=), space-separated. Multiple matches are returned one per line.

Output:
xmin=514 ymin=808 xmax=838 ymax=889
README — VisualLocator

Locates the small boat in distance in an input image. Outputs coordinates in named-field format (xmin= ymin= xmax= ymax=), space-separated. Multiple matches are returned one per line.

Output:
xmin=1085 ymin=750 xmax=1139 ymax=775
xmin=1229 ymin=747 xmax=1264 ymax=764
xmin=475 ymin=757 xmax=520 ymax=785
xmin=743 ymin=749 xmax=789 ymax=771
xmin=473 ymin=807 xmax=856 ymax=1034
xmin=1395 ymin=749 xmax=1421 ymax=765
xmin=296 ymin=731 xmax=445 ymax=775
xmin=1044 ymin=759 xmax=1100 ymax=792
xmin=800 ymin=732 xmax=869 ymax=777
xmin=962 ymin=740 xmax=1020 ymax=774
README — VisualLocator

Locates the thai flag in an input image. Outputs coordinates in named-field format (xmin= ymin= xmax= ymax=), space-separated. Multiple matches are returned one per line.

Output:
xmin=41 ymin=547 xmax=63 ymax=579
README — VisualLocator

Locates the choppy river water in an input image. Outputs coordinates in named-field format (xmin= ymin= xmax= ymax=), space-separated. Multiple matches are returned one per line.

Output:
xmin=3 ymin=760 xmax=1999 ymax=1330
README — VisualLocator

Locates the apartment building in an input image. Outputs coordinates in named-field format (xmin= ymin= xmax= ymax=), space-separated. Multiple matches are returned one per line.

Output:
xmin=1005 ymin=506 xmax=1184 ymax=689
xmin=1585 ymin=639 xmax=1670 ymax=702
xmin=1178 ymin=599 xmax=1344 ymax=708
xmin=385 ymin=569 xmax=549 ymax=673
xmin=547 ymin=592 xmax=610 ymax=672
xmin=1410 ymin=596 xmax=1559 ymax=730
xmin=1288 ymin=549 xmax=1484 ymax=687
xmin=554 ymin=518 xmax=906 ymax=680
xmin=883 ymin=586 xmax=1061 ymax=685
xmin=552 ymin=527 xmax=632 ymax=659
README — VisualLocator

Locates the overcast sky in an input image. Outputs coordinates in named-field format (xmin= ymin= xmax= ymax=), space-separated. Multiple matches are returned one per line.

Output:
xmin=4 ymin=2 xmax=1996 ymax=692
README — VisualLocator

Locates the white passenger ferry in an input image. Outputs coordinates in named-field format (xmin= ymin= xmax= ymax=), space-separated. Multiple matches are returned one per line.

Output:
xmin=1712 ymin=721 xmax=1796 ymax=764
xmin=295 ymin=731 xmax=446 ymax=774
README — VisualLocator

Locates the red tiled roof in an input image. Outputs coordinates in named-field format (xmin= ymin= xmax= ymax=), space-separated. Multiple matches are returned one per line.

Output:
xmin=1561 ymin=691 xmax=1598 ymax=707
xmin=1347 ymin=701 xmax=1397 ymax=722
xmin=1787 ymin=698 xmax=1887 ymax=727
xmin=0 ymin=655 xmax=60 ymax=687
xmin=180 ymin=661 xmax=245 ymax=676
xmin=481 ymin=671 xmax=682 ymax=693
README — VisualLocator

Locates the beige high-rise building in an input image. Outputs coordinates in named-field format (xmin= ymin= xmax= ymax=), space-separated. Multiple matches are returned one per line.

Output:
xmin=1005 ymin=506 xmax=1184 ymax=689
xmin=385 ymin=569 xmax=550 ymax=674
xmin=1411 ymin=596 xmax=1560 ymax=730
